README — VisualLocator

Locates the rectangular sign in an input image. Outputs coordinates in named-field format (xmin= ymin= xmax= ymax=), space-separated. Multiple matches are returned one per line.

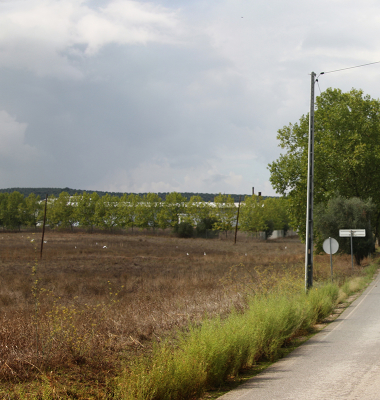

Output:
xmin=339 ymin=229 xmax=366 ymax=237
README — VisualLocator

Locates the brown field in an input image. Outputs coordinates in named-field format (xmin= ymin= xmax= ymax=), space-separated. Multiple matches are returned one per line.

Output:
xmin=0 ymin=230 xmax=367 ymax=394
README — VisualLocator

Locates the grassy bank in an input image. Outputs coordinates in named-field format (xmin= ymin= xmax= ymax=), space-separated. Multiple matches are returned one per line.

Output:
xmin=114 ymin=284 xmax=338 ymax=399
xmin=115 ymin=263 xmax=378 ymax=400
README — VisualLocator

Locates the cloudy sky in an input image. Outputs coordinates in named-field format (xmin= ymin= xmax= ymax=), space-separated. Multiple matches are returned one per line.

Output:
xmin=1 ymin=0 xmax=380 ymax=196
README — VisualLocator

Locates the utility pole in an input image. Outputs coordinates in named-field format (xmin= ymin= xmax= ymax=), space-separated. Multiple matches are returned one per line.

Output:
xmin=40 ymin=194 xmax=48 ymax=259
xmin=234 ymin=195 xmax=241 ymax=244
xmin=305 ymin=72 xmax=316 ymax=291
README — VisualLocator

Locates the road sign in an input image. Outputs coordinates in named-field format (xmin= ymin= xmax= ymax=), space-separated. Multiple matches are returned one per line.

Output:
xmin=323 ymin=237 xmax=339 ymax=255
xmin=339 ymin=229 xmax=366 ymax=270
xmin=339 ymin=229 xmax=366 ymax=237
xmin=323 ymin=237 xmax=339 ymax=282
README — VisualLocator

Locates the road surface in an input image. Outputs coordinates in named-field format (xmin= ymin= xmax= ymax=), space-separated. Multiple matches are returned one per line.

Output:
xmin=218 ymin=272 xmax=380 ymax=400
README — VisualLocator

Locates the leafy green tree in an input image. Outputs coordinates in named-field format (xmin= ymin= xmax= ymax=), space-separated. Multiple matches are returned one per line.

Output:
xmin=47 ymin=192 xmax=76 ymax=229
xmin=94 ymin=194 xmax=120 ymax=230
xmin=315 ymin=196 xmax=375 ymax=265
xmin=23 ymin=193 xmax=42 ymax=228
xmin=0 ymin=193 xmax=7 ymax=228
xmin=135 ymin=193 xmax=162 ymax=230
xmin=263 ymin=197 xmax=291 ymax=236
xmin=211 ymin=193 xmax=237 ymax=237
xmin=239 ymin=196 xmax=291 ymax=238
xmin=76 ymin=192 xmax=99 ymax=232
xmin=158 ymin=192 xmax=187 ymax=229
xmin=185 ymin=195 xmax=213 ymax=227
xmin=269 ymin=88 xmax=380 ymax=241
xmin=127 ymin=193 xmax=141 ymax=232
xmin=3 ymin=191 xmax=25 ymax=229
xmin=240 ymin=195 xmax=266 ymax=234
xmin=116 ymin=193 xmax=141 ymax=231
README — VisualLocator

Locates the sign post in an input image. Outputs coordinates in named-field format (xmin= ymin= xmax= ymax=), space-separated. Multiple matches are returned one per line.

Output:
xmin=339 ymin=229 xmax=366 ymax=270
xmin=323 ymin=237 xmax=339 ymax=281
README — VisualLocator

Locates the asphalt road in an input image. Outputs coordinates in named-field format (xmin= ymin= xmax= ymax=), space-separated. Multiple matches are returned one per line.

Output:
xmin=218 ymin=273 xmax=380 ymax=400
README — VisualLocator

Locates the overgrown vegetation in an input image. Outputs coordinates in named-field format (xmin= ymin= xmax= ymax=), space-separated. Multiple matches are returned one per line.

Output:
xmin=0 ymin=232 xmax=376 ymax=398
xmin=115 ymin=284 xmax=340 ymax=400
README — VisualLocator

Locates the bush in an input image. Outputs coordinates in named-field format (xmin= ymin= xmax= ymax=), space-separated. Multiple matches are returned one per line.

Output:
xmin=264 ymin=219 xmax=274 ymax=239
xmin=174 ymin=222 xmax=194 ymax=238
xmin=195 ymin=217 xmax=218 ymax=235
xmin=315 ymin=196 xmax=375 ymax=265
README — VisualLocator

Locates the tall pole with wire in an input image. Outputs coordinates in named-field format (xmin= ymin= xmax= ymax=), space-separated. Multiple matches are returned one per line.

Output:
xmin=303 ymin=61 xmax=380 ymax=291
xmin=305 ymin=72 xmax=316 ymax=291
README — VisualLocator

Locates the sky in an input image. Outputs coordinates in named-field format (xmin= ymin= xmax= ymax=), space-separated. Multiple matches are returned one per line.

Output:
xmin=1 ymin=0 xmax=380 ymax=196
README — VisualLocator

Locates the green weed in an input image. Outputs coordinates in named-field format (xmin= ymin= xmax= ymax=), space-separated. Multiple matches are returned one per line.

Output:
xmin=115 ymin=283 xmax=339 ymax=400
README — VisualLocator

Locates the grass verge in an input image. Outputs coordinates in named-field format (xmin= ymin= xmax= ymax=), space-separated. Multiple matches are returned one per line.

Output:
xmin=114 ymin=284 xmax=338 ymax=399
xmin=115 ymin=263 xmax=378 ymax=400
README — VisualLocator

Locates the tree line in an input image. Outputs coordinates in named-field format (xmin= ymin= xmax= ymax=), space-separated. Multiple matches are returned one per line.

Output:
xmin=0 ymin=191 xmax=289 ymax=237
xmin=0 ymin=188 xmax=268 ymax=203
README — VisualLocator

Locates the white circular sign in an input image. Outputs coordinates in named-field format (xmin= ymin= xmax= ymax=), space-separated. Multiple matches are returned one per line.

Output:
xmin=323 ymin=237 xmax=339 ymax=255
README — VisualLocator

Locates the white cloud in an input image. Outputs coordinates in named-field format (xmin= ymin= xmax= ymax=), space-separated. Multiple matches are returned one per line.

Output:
xmin=0 ymin=0 xmax=183 ymax=77
xmin=77 ymin=1 xmax=182 ymax=54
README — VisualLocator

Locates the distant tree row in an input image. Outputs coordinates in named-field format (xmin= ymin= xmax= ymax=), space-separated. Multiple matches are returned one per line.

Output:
xmin=0 ymin=191 xmax=290 ymax=237
xmin=0 ymin=188 xmax=270 ymax=203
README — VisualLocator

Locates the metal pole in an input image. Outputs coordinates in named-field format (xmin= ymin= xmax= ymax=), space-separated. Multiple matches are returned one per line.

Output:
xmin=305 ymin=72 xmax=316 ymax=291
xmin=329 ymin=237 xmax=333 ymax=282
xmin=40 ymin=194 xmax=48 ymax=259
xmin=351 ymin=231 xmax=354 ymax=271
xmin=234 ymin=195 xmax=241 ymax=244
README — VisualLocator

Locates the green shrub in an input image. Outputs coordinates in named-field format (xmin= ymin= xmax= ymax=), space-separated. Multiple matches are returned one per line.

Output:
xmin=174 ymin=222 xmax=194 ymax=238
xmin=195 ymin=217 xmax=217 ymax=235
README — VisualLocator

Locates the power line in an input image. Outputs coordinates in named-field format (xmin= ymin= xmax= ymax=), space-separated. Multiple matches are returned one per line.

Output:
xmin=321 ymin=61 xmax=380 ymax=75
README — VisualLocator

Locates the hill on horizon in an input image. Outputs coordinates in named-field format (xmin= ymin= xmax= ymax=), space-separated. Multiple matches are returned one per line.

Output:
xmin=0 ymin=187 xmax=272 ymax=202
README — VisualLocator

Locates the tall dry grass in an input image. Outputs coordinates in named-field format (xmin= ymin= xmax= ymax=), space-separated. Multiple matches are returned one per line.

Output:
xmin=0 ymin=231 xmax=370 ymax=396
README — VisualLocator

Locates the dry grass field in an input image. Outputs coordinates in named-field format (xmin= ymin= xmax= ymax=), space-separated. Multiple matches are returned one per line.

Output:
xmin=0 ymin=230 xmax=368 ymax=396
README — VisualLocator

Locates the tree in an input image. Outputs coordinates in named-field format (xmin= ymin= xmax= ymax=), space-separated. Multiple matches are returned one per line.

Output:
xmin=0 ymin=193 xmax=7 ymax=229
xmin=76 ymin=192 xmax=99 ymax=232
xmin=262 ymin=197 xmax=291 ymax=236
xmin=211 ymin=194 xmax=237 ymax=237
xmin=47 ymin=192 xmax=76 ymax=229
xmin=186 ymin=195 xmax=213 ymax=227
xmin=117 ymin=193 xmax=141 ymax=232
xmin=2 ymin=191 xmax=25 ymax=230
xmin=158 ymin=192 xmax=186 ymax=229
xmin=239 ymin=195 xmax=266 ymax=234
xmin=94 ymin=194 xmax=120 ymax=230
xmin=23 ymin=193 xmax=42 ymax=228
xmin=269 ymin=88 xmax=380 ymax=241
xmin=135 ymin=193 xmax=162 ymax=230
xmin=315 ymin=196 xmax=375 ymax=265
